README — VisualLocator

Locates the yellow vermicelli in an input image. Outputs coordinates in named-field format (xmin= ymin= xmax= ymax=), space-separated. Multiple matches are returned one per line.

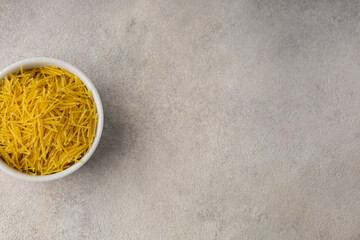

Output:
xmin=0 ymin=66 xmax=98 ymax=175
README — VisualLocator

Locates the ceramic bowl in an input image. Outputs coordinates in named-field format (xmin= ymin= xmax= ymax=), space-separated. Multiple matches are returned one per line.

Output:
xmin=0 ymin=57 xmax=104 ymax=181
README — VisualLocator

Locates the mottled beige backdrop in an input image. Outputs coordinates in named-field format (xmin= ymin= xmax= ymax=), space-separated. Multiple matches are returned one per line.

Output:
xmin=1 ymin=0 xmax=360 ymax=239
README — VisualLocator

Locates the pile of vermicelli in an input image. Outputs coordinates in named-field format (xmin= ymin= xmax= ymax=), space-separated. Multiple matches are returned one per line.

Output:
xmin=0 ymin=66 xmax=98 ymax=175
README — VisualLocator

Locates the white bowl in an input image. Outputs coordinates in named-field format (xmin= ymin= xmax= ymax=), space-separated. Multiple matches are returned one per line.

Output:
xmin=0 ymin=57 xmax=104 ymax=182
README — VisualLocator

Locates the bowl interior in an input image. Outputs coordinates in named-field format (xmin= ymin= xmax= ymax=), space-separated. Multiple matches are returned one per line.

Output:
xmin=0 ymin=57 xmax=104 ymax=181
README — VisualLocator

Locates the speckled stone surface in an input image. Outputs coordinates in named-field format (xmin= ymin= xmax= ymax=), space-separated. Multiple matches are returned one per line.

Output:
xmin=1 ymin=0 xmax=360 ymax=239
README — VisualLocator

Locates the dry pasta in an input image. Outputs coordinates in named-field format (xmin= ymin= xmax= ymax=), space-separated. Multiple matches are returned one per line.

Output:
xmin=0 ymin=66 xmax=98 ymax=175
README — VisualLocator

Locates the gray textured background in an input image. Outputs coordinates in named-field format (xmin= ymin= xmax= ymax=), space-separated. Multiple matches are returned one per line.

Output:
xmin=1 ymin=0 xmax=360 ymax=239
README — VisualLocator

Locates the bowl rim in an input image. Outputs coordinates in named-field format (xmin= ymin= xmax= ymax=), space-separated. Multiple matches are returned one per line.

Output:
xmin=0 ymin=57 xmax=104 ymax=182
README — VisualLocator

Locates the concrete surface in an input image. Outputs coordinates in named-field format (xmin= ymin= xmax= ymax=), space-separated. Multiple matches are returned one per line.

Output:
xmin=1 ymin=0 xmax=360 ymax=239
